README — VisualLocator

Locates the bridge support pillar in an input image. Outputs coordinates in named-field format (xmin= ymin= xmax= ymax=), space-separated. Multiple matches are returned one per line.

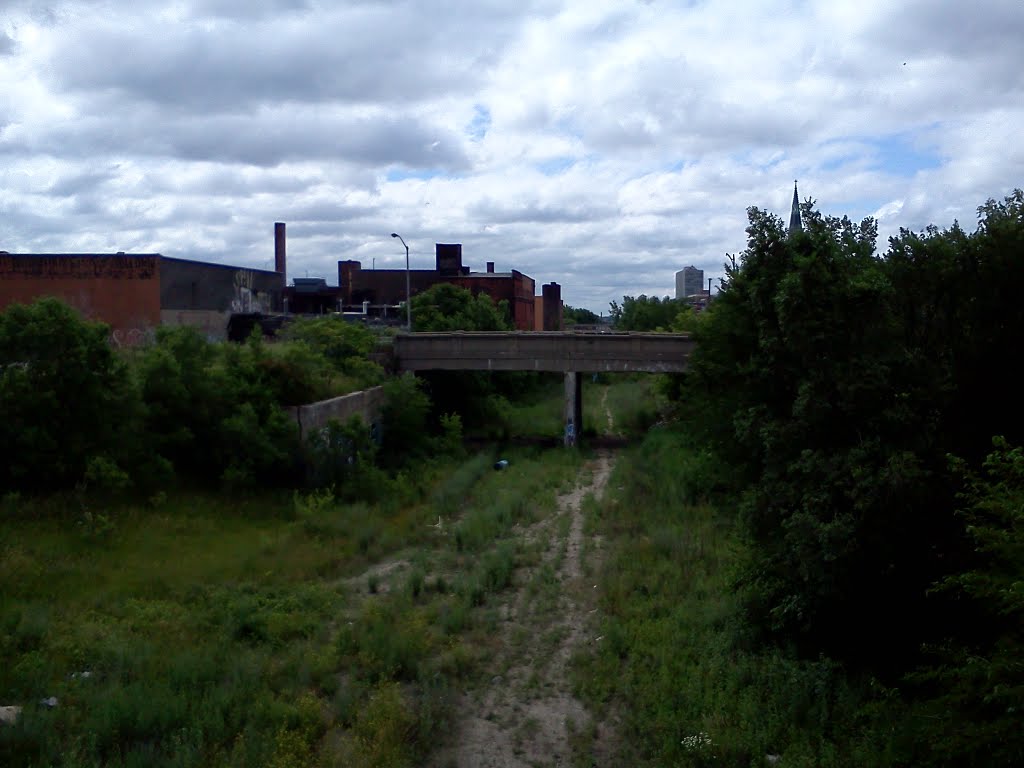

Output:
xmin=564 ymin=371 xmax=583 ymax=447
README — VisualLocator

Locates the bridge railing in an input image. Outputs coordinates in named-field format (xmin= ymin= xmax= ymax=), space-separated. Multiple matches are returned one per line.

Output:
xmin=393 ymin=331 xmax=694 ymax=373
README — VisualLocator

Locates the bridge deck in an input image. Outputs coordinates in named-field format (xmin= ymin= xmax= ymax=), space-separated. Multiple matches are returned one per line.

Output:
xmin=393 ymin=331 xmax=694 ymax=373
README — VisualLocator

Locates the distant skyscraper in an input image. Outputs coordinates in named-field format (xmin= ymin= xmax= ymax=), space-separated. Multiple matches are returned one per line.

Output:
xmin=789 ymin=180 xmax=803 ymax=234
xmin=675 ymin=265 xmax=704 ymax=299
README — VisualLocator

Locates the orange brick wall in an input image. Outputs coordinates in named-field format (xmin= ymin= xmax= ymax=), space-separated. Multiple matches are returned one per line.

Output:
xmin=0 ymin=255 xmax=162 ymax=337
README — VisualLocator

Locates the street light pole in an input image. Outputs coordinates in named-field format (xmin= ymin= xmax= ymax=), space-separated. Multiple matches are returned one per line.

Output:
xmin=390 ymin=233 xmax=411 ymax=331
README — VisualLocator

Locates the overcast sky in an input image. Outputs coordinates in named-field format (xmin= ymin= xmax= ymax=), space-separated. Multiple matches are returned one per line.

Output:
xmin=2 ymin=0 xmax=1022 ymax=312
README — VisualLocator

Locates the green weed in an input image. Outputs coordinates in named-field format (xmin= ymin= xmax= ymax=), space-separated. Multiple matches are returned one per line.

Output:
xmin=0 ymin=440 xmax=583 ymax=768
xmin=573 ymin=428 xmax=902 ymax=767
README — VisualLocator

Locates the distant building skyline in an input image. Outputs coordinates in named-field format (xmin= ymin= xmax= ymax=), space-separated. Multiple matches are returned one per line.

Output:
xmin=676 ymin=265 xmax=705 ymax=300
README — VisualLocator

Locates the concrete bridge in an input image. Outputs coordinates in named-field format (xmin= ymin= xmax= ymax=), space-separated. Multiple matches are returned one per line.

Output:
xmin=393 ymin=331 xmax=695 ymax=444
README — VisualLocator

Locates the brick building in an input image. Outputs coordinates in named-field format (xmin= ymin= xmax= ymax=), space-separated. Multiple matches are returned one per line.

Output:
xmin=0 ymin=252 xmax=162 ymax=339
xmin=339 ymin=243 xmax=561 ymax=331
xmin=533 ymin=282 xmax=563 ymax=331
xmin=1 ymin=224 xmax=565 ymax=338
xmin=0 ymin=247 xmax=284 ymax=342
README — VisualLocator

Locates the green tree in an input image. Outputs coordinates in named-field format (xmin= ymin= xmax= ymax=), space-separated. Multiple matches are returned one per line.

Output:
xmin=377 ymin=373 xmax=434 ymax=466
xmin=911 ymin=438 xmax=1024 ymax=766
xmin=563 ymin=305 xmax=600 ymax=326
xmin=0 ymin=298 xmax=136 ymax=490
xmin=886 ymin=190 xmax=1024 ymax=463
xmin=682 ymin=191 xmax=1024 ymax=672
xmin=276 ymin=316 xmax=383 ymax=398
xmin=609 ymin=295 xmax=682 ymax=331
xmin=410 ymin=283 xmax=511 ymax=332
xmin=137 ymin=326 xmax=301 ymax=488
xmin=280 ymin=315 xmax=375 ymax=367
xmin=684 ymin=202 xmax=955 ymax=664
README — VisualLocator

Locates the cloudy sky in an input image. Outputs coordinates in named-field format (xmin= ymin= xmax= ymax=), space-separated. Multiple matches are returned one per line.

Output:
xmin=1 ymin=0 xmax=1022 ymax=312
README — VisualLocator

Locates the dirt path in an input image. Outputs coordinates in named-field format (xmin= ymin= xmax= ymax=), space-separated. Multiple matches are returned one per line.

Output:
xmin=433 ymin=446 xmax=615 ymax=767
xmin=602 ymin=387 xmax=615 ymax=436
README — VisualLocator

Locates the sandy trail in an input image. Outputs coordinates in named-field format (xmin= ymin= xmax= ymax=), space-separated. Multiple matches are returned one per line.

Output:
xmin=433 ymin=438 xmax=615 ymax=767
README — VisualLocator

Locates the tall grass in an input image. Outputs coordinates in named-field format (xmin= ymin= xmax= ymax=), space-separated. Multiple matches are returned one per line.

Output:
xmin=573 ymin=428 xmax=904 ymax=767
xmin=604 ymin=375 xmax=662 ymax=435
xmin=0 ymin=445 xmax=581 ymax=767
xmin=496 ymin=377 xmax=565 ymax=438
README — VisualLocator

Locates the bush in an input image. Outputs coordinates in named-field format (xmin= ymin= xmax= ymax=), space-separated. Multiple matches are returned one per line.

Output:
xmin=305 ymin=416 xmax=384 ymax=500
xmin=337 ymin=602 xmax=432 ymax=683
xmin=279 ymin=316 xmax=379 ymax=383
xmin=350 ymin=682 xmax=417 ymax=768
xmin=136 ymin=326 xmax=302 ymax=489
xmin=378 ymin=374 xmax=432 ymax=465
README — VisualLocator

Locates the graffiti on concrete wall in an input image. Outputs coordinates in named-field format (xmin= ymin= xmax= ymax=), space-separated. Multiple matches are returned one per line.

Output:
xmin=109 ymin=328 xmax=154 ymax=348
xmin=231 ymin=270 xmax=271 ymax=314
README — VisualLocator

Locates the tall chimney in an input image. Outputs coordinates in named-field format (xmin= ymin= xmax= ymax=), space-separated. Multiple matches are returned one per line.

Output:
xmin=435 ymin=243 xmax=463 ymax=276
xmin=274 ymin=222 xmax=286 ymax=283
xmin=486 ymin=261 xmax=495 ymax=273
xmin=542 ymin=282 xmax=562 ymax=331
xmin=339 ymin=260 xmax=362 ymax=305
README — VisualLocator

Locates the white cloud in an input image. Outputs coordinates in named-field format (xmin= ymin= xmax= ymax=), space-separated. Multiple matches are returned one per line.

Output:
xmin=0 ymin=0 xmax=1022 ymax=311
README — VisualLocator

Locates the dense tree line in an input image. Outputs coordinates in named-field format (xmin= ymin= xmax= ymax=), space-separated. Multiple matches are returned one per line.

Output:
xmin=609 ymin=294 xmax=684 ymax=331
xmin=562 ymin=305 xmax=601 ymax=325
xmin=0 ymin=302 xmax=436 ymax=496
xmin=678 ymin=190 xmax=1024 ymax=764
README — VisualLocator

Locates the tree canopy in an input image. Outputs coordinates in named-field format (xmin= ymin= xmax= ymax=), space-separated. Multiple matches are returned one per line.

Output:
xmin=562 ymin=304 xmax=601 ymax=325
xmin=0 ymin=298 xmax=134 ymax=490
xmin=677 ymin=189 xmax=1024 ymax=762
xmin=609 ymin=294 xmax=684 ymax=331
xmin=409 ymin=283 xmax=511 ymax=332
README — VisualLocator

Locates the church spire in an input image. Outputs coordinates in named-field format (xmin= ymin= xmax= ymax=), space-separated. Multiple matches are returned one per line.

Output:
xmin=789 ymin=180 xmax=803 ymax=234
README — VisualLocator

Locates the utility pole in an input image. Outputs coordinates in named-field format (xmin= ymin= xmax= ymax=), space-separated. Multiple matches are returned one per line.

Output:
xmin=390 ymin=233 xmax=411 ymax=331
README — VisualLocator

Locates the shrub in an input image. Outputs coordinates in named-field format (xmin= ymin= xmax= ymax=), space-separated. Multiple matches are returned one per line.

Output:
xmin=337 ymin=602 xmax=432 ymax=683
xmin=305 ymin=417 xmax=384 ymax=499
xmin=136 ymin=325 xmax=302 ymax=489
xmin=280 ymin=316 xmax=376 ymax=372
xmin=438 ymin=413 xmax=465 ymax=457
xmin=350 ymin=682 xmax=416 ymax=768
xmin=378 ymin=374 xmax=432 ymax=465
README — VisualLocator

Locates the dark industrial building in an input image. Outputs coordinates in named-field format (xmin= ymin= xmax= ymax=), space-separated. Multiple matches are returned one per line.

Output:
xmin=0 ymin=222 xmax=564 ymax=339
xmin=534 ymin=282 xmax=563 ymax=331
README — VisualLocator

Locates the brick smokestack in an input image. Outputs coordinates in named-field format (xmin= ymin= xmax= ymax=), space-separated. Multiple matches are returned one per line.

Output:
xmin=486 ymin=261 xmax=495 ymax=273
xmin=274 ymin=222 xmax=286 ymax=284
xmin=435 ymin=243 xmax=463 ymax=276
xmin=339 ymin=260 xmax=361 ymax=305
xmin=542 ymin=282 xmax=562 ymax=331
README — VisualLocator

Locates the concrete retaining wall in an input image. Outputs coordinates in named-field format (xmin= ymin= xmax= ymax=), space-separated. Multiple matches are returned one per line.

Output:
xmin=285 ymin=386 xmax=386 ymax=440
